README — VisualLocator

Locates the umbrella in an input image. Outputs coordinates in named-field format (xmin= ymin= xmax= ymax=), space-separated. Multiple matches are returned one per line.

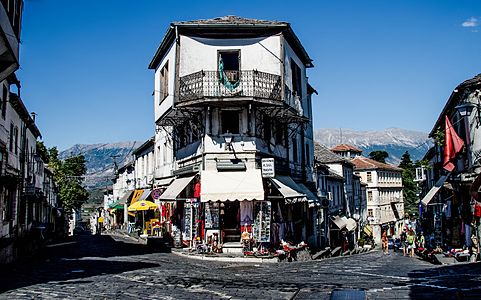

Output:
xmin=128 ymin=200 xmax=158 ymax=212
xmin=128 ymin=200 xmax=159 ymax=235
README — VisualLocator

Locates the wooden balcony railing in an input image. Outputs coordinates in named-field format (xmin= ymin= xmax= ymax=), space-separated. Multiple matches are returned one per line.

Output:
xmin=179 ymin=70 xmax=282 ymax=103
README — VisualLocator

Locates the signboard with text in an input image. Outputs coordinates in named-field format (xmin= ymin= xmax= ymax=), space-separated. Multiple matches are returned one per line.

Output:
xmin=261 ymin=158 xmax=275 ymax=178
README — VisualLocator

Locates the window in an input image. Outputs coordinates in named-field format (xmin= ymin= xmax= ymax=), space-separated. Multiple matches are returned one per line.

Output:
xmin=291 ymin=59 xmax=302 ymax=97
xmin=14 ymin=126 xmax=18 ymax=154
xmin=0 ymin=85 xmax=6 ymax=119
xmin=292 ymin=136 xmax=298 ymax=162
xmin=368 ymin=191 xmax=373 ymax=202
xmin=219 ymin=51 xmax=240 ymax=82
xmin=159 ymin=61 xmax=169 ymax=102
xmin=221 ymin=110 xmax=239 ymax=134
xmin=367 ymin=171 xmax=372 ymax=183
xmin=9 ymin=123 xmax=13 ymax=152
xmin=368 ymin=209 xmax=373 ymax=217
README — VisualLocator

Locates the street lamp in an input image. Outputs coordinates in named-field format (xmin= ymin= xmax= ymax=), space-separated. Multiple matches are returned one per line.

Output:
xmin=455 ymin=102 xmax=476 ymax=117
xmin=223 ymin=131 xmax=233 ymax=151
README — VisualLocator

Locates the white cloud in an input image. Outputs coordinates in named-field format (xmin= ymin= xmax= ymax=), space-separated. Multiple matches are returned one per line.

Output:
xmin=462 ymin=17 xmax=479 ymax=27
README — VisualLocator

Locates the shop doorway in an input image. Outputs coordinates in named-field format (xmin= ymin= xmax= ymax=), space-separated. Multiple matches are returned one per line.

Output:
xmin=222 ymin=201 xmax=240 ymax=242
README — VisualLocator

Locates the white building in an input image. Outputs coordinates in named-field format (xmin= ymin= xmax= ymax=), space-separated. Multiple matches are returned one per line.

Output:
xmin=133 ymin=137 xmax=155 ymax=189
xmin=351 ymin=156 xmax=404 ymax=244
xmin=149 ymin=16 xmax=318 ymax=249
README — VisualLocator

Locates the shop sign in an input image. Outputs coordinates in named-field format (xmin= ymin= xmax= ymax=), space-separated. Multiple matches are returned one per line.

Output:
xmin=151 ymin=188 xmax=162 ymax=200
xmin=261 ymin=158 xmax=275 ymax=178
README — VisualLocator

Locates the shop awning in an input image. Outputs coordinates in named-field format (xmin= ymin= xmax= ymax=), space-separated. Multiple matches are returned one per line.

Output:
xmin=159 ymin=175 xmax=196 ymax=200
xmin=346 ymin=218 xmax=357 ymax=231
xmin=139 ymin=189 xmax=152 ymax=201
xmin=331 ymin=216 xmax=347 ymax=230
xmin=119 ymin=190 xmax=134 ymax=205
xmin=363 ymin=224 xmax=373 ymax=236
xmin=201 ymin=169 xmax=264 ymax=202
xmin=421 ymin=175 xmax=449 ymax=206
xmin=269 ymin=176 xmax=306 ymax=203
xmin=131 ymin=189 xmax=145 ymax=205
xmin=297 ymin=183 xmax=320 ymax=208
xmin=156 ymin=177 xmax=175 ymax=187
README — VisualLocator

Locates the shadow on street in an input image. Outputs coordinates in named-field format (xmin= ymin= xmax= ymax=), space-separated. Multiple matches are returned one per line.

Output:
xmin=0 ymin=234 xmax=164 ymax=293
xmin=408 ymin=261 xmax=481 ymax=299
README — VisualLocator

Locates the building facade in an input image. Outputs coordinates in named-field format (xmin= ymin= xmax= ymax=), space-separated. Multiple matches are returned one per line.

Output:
xmin=420 ymin=74 xmax=481 ymax=253
xmin=149 ymin=16 xmax=318 ymax=250
xmin=351 ymin=156 xmax=404 ymax=244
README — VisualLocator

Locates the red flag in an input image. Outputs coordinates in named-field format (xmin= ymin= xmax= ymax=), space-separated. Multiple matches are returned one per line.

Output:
xmin=443 ymin=116 xmax=465 ymax=171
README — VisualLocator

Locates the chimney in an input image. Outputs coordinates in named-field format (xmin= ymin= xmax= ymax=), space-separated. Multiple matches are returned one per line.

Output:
xmin=31 ymin=112 xmax=37 ymax=122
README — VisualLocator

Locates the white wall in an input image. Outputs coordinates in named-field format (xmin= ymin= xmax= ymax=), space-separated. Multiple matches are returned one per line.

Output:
xmin=179 ymin=36 xmax=282 ymax=77
xmin=154 ymin=43 xmax=176 ymax=123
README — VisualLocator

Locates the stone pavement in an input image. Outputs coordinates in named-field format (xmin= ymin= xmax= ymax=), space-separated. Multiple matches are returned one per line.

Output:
xmin=1 ymin=233 xmax=481 ymax=299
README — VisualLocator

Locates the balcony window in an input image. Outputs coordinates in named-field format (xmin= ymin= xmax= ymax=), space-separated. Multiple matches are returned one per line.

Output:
xmin=218 ymin=51 xmax=240 ymax=83
xmin=367 ymin=171 xmax=372 ymax=183
xmin=159 ymin=61 xmax=169 ymax=103
xmin=221 ymin=110 xmax=239 ymax=134
xmin=291 ymin=59 xmax=302 ymax=97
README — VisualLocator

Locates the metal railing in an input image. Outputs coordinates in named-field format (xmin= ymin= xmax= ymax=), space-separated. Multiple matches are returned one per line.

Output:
xmin=179 ymin=70 xmax=282 ymax=103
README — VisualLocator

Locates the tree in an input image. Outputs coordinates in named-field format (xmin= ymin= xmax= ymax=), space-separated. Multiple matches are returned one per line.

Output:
xmin=398 ymin=151 xmax=418 ymax=214
xmin=47 ymin=147 xmax=89 ymax=212
xmin=369 ymin=150 xmax=389 ymax=163
xmin=36 ymin=141 xmax=49 ymax=164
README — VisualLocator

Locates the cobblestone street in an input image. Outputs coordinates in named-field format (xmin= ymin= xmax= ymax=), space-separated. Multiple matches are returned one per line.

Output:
xmin=0 ymin=233 xmax=480 ymax=299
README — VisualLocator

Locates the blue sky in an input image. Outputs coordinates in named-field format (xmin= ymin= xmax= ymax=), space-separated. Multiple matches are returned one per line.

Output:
xmin=17 ymin=0 xmax=481 ymax=150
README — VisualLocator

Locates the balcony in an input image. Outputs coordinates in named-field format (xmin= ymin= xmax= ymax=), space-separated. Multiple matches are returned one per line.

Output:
xmin=0 ymin=0 xmax=23 ymax=81
xmin=178 ymin=70 xmax=282 ymax=106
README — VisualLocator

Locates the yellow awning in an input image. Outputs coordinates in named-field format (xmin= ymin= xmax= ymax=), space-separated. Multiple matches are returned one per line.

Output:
xmin=130 ymin=189 xmax=144 ymax=205
xmin=128 ymin=200 xmax=159 ymax=212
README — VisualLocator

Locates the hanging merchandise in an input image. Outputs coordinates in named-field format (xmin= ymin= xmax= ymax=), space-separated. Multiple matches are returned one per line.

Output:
xmin=205 ymin=202 xmax=219 ymax=229
xmin=474 ymin=201 xmax=481 ymax=218
xmin=194 ymin=181 xmax=201 ymax=199
xmin=253 ymin=201 xmax=272 ymax=243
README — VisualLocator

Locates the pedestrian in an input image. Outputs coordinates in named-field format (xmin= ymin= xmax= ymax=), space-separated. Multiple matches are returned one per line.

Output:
xmin=401 ymin=229 xmax=407 ymax=256
xmin=418 ymin=231 xmax=425 ymax=249
xmin=407 ymin=230 xmax=416 ymax=257
xmin=381 ymin=231 xmax=388 ymax=254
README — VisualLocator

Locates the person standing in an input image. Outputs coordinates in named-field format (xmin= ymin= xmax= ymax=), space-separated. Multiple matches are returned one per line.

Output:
xmin=401 ymin=229 xmax=407 ymax=256
xmin=418 ymin=232 xmax=425 ymax=249
xmin=381 ymin=231 xmax=388 ymax=254
xmin=407 ymin=230 xmax=416 ymax=257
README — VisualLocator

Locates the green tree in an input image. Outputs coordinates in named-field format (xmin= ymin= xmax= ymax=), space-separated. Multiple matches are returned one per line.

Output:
xmin=36 ymin=141 xmax=50 ymax=164
xmin=47 ymin=147 xmax=89 ymax=212
xmin=398 ymin=151 xmax=418 ymax=214
xmin=369 ymin=150 xmax=389 ymax=163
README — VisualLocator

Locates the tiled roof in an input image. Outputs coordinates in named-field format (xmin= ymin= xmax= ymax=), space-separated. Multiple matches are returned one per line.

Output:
xmin=330 ymin=144 xmax=363 ymax=153
xmin=175 ymin=16 xmax=287 ymax=26
xmin=314 ymin=143 xmax=351 ymax=164
xmin=351 ymin=156 xmax=402 ymax=171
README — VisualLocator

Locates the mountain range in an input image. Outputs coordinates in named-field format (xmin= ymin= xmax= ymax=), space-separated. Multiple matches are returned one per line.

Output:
xmin=60 ymin=128 xmax=432 ymax=190
xmin=59 ymin=141 xmax=142 ymax=189
xmin=314 ymin=128 xmax=432 ymax=164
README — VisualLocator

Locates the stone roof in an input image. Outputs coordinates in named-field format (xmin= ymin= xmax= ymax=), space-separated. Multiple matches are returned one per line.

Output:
xmin=174 ymin=16 xmax=287 ymax=26
xmin=314 ymin=143 xmax=351 ymax=164
xmin=351 ymin=156 xmax=402 ymax=171
xmin=330 ymin=144 xmax=363 ymax=153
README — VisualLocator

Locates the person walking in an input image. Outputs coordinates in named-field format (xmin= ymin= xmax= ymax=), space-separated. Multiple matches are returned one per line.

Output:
xmin=381 ymin=231 xmax=389 ymax=254
xmin=407 ymin=230 xmax=416 ymax=257
xmin=418 ymin=232 xmax=425 ymax=249
xmin=401 ymin=229 xmax=407 ymax=256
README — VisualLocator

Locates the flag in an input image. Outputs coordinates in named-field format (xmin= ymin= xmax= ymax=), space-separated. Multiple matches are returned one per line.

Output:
xmin=443 ymin=115 xmax=465 ymax=171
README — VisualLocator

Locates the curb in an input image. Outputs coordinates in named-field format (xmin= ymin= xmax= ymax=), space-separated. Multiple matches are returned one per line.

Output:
xmin=171 ymin=250 xmax=278 ymax=263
